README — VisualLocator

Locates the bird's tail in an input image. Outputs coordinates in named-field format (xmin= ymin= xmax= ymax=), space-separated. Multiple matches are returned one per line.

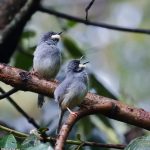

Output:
xmin=56 ymin=109 xmax=65 ymax=134
xmin=38 ymin=94 xmax=45 ymax=107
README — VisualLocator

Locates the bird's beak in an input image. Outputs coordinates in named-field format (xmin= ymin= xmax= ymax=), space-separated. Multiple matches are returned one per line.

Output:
xmin=58 ymin=31 xmax=63 ymax=35
xmin=80 ymin=55 xmax=85 ymax=61
xmin=51 ymin=32 xmax=63 ymax=40
xmin=79 ymin=61 xmax=89 ymax=68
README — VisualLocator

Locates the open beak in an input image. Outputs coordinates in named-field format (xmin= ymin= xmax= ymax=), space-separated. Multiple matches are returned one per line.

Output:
xmin=58 ymin=31 xmax=63 ymax=35
xmin=80 ymin=55 xmax=85 ymax=61
xmin=79 ymin=61 xmax=89 ymax=68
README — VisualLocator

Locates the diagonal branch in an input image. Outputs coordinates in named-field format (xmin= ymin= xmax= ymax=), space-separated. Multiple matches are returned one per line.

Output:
xmin=55 ymin=96 xmax=150 ymax=149
xmin=0 ymin=87 xmax=19 ymax=99
xmin=0 ymin=64 xmax=150 ymax=131
xmin=38 ymin=5 xmax=150 ymax=35
xmin=0 ymin=63 xmax=150 ymax=128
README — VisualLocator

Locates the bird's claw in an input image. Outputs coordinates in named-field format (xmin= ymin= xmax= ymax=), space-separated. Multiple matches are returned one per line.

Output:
xmin=70 ymin=111 xmax=78 ymax=117
xmin=67 ymin=107 xmax=78 ymax=117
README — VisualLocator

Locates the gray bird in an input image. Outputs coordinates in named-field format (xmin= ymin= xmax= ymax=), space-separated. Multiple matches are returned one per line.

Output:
xmin=54 ymin=59 xmax=89 ymax=134
xmin=33 ymin=31 xmax=62 ymax=107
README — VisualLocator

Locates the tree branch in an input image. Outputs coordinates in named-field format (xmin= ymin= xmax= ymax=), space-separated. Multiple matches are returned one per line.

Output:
xmin=0 ymin=0 xmax=26 ymax=29
xmin=0 ymin=63 xmax=149 ymax=128
xmin=0 ymin=87 xmax=19 ymax=99
xmin=0 ymin=0 xmax=41 ymax=63
xmin=0 ymin=0 xmax=40 ymax=44
xmin=85 ymin=0 xmax=95 ymax=21
xmin=55 ymin=96 xmax=150 ymax=149
xmin=0 ymin=124 xmax=28 ymax=138
xmin=0 ymin=63 xmax=149 ymax=149
xmin=38 ymin=5 xmax=150 ymax=35
xmin=0 ymin=123 xmax=125 ymax=149
xmin=0 ymin=63 xmax=57 ymax=97
xmin=0 ymin=63 xmax=150 ymax=149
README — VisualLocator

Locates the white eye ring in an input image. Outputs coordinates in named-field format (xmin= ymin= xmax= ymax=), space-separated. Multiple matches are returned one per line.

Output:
xmin=51 ymin=34 xmax=60 ymax=39
xmin=79 ymin=64 xmax=86 ymax=68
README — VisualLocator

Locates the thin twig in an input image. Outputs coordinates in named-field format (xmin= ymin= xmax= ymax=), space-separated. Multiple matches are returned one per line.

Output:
xmin=38 ymin=5 xmax=150 ymax=35
xmin=85 ymin=0 xmax=95 ymax=21
xmin=0 ymin=124 xmax=28 ymax=138
xmin=0 ymin=87 xmax=40 ymax=129
xmin=0 ymin=123 xmax=126 ymax=149
xmin=81 ymin=141 xmax=125 ymax=149
xmin=0 ymin=88 xmax=19 ymax=100
xmin=75 ymin=142 xmax=85 ymax=150
xmin=0 ymin=0 xmax=41 ymax=44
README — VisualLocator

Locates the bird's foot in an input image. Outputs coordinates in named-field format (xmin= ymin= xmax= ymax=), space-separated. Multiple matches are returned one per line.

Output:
xmin=67 ymin=107 xmax=78 ymax=117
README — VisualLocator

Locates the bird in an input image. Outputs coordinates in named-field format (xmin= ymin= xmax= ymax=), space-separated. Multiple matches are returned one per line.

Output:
xmin=33 ymin=31 xmax=62 ymax=107
xmin=54 ymin=58 xmax=89 ymax=134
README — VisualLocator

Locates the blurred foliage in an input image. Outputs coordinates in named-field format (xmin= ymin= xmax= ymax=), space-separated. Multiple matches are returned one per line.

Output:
xmin=21 ymin=31 xmax=36 ymax=39
xmin=66 ymin=20 xmax=77 ymax=29
xmin=0 ymin=134 xmax=52 ymax=150
xmin=14 ymin=51 xmax=33 ymax=70
xmin=13 ymin=30 xmax=35 ymax=70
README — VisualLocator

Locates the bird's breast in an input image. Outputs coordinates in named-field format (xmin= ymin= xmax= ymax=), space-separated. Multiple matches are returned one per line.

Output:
xmin=33 ymin=47 xmax=61 ymax=79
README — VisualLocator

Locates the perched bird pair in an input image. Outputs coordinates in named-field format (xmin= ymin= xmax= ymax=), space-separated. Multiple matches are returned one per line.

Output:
xmin=33 ymin=31 xmax=89 ymax=134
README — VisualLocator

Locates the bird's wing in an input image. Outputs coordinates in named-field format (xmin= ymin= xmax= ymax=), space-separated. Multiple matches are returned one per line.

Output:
xmin=61 ymin=80 xmax=88 ymax=109
xmin=54 ymin=77 xmax=73 ymax=104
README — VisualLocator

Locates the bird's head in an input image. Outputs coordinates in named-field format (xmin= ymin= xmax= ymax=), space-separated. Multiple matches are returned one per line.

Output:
xmin=67 ymin=57 xmax=89 ymax=73
xmin=39 ymin=31 xmax=62 ymax=44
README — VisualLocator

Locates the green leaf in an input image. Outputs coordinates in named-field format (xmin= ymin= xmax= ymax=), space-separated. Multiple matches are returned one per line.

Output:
xmin=76 ymin=133 xmax=81 ymax=141
xmin=21 ymin=30 xmax=36 ymax=39
xmin=0 ymin=134 xmax=17 ymax=148
xmin=66 ymin=20 xmax=77 ymax=28
xmin=14 ymin=50 xmax=33 ymax=70
xmin=125 ymin=135 xmax=150 ymax=150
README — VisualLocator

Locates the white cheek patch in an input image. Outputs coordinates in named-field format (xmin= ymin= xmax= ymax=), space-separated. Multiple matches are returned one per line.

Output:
xmin=79 ymin=64 xmax=86 ymax=68
xmin=51 ymin=34 xmax=60 ymax=39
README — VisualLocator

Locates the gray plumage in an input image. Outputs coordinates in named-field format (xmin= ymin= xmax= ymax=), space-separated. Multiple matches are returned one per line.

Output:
xmin=33 ymin=32 xmax=61 ymax=107
xmin=54 ymin=59 xmax=89 ymax=134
